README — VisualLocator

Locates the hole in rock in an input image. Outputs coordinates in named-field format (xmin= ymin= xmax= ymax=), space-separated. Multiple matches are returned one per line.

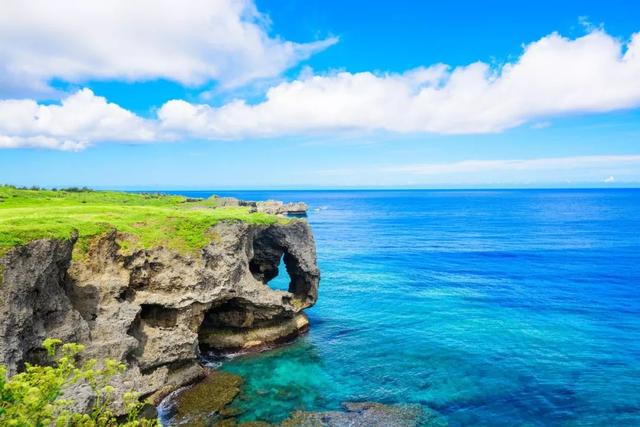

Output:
xmin=265 ymin=256 xmax=290 ymax=291
xmin=139 ymin=304 xmax=178 ymax=328
xmin=248 ymin=228 xmax=314 ymax=302
xmin=249 ymin=247 xmax=294 ymax=292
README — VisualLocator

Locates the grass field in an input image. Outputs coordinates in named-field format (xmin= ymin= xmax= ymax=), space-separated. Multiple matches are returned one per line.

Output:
xmin=0 ymin=186 xmax=285 ymax=258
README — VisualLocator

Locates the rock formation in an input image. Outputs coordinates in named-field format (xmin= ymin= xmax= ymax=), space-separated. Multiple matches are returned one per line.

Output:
xmin=212 ymin=197 xmax=308 ymax=217
xmin=0 ymin=219 xmax=319 ymax=412
xmin=169 ymin=371 xmax=243 ymax=425
xmin=255 ymin=200 xmax=308 ymax=217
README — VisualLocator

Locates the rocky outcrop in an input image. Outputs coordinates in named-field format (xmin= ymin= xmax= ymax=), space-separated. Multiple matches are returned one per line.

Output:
xmin=280 ymin=402 xmax=425 ymax=427
xmin=215 ymin=197 xmax=256 ymax=208
xmin=165 ymin=399 xmax=427 ymax=427
xmin=255 ymin=201 xmax=308 ymax=217
xmin=211 ymin=197 xmax=308 ymax=217
xmin=169 ymin=371 xmax=243 ymax=425
xmin=0 ymin=219 xmax=319 ymax=412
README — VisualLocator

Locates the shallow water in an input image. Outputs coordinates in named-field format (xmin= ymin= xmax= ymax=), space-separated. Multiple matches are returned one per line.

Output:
xmin=167 ymin=189 xmax=640 ymax=426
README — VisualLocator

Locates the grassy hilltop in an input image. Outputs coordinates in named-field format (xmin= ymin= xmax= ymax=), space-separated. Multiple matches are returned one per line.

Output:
xmin=0 ymin=186 xmax=284 ymax=258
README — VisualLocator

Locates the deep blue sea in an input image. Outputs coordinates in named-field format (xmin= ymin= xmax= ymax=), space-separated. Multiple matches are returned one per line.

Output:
xmin=167 ymin=189 xmax=640 ymax=426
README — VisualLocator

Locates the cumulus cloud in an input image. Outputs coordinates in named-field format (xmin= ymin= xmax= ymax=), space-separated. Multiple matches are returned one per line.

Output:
xmin=0 ymin=89 xmax=156 ymax=150
xmin=1 ymin=29 xmax=640 ymax=149
xmin=157 ymin=30 xmax=640 ymax=137
xmin=0 ymin=0 xmax=336 ymax=96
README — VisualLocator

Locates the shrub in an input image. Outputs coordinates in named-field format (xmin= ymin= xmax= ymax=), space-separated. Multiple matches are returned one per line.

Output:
xmin=0 ymin=339 xmax=158 ymax=427
xmin=60 ymin=187 xmax=93 ymax=193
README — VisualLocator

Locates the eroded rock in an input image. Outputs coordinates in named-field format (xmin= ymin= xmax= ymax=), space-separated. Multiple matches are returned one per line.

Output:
xmin=0 ymin=236 xmax=90 ymax=375
xmin=255 ymin=201 xmax=308 ymax=217
xmin=199 ymin=312 xmax=309 ymax=352
xmin=210 ymin=197 xmax=308 ymax=217
xmin=0 ymin=218 xmax=320 ymax=414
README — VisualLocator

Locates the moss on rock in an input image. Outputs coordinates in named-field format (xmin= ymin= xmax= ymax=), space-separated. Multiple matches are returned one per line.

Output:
xmin=174 ymin=371 xmax=244 ymax=424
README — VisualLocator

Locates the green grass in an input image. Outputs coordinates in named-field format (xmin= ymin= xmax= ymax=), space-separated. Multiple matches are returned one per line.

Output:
xmin=0 ymin=186 xmax=286 ymax=259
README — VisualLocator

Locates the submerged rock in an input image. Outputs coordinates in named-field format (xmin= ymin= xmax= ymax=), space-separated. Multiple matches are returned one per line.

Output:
xmin=173 ymin=371 xmax=243 ymax=424
xmin=0 ymin=219 xmax=320 ymax=414
xmin=278 ymin=402 xmax=426 ymax=427
xmin=171 ymin=400 xmax=435 ymax=427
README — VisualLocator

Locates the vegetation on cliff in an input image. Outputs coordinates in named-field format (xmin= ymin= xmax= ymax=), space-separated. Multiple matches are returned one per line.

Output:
xmin=0 ymin=339 xmax=157 ymax=426
xmin=0 ymin=186 xmax=285 ymax=258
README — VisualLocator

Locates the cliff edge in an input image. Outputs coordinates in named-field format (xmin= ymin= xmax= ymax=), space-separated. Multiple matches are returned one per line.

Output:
xmin=0 ymin=190 xmax=319 ymax=412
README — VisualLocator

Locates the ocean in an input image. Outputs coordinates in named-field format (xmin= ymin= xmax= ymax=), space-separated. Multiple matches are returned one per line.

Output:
xmin=166 ymin=189 xmax=640 ymax=426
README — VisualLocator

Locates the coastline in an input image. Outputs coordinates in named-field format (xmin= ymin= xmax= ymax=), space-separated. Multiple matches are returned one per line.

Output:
xmin=0 ymin=188 xmax=321 ymax=424
xmin=2 ymin=188 xmax=640 ymax=426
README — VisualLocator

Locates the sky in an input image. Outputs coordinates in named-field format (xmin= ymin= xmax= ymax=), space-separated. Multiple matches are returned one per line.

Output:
xmin=0 ymin=0 xmax=639 ymax=189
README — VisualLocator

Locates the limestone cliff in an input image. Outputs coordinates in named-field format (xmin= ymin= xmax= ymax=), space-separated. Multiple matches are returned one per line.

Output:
xmin=0 ymin=219 xmax=319 ymax=410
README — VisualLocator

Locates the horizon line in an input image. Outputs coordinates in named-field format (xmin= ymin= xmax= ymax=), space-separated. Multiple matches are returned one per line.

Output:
xmin=5 ymin=183 xmax=640 ymax=192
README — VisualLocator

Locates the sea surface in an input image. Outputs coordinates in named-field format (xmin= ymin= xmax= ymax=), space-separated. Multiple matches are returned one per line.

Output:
xmin=165 ymin=189 xmax=640 ymax=426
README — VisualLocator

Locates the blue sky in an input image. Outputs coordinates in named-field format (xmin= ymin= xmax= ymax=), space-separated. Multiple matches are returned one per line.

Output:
xmin=1 ymin=0 xmax=639 ymax=188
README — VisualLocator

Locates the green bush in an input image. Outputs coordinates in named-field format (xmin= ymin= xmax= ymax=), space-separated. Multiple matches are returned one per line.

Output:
xmin=0 ymin=339 xmax=158 ymax=427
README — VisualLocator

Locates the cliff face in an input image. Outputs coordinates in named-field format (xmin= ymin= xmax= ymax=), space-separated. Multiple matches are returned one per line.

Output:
xmin=0 ymin=236 xmax=91 ymax=374
xmin=0 ymin=219 xmax=319 ymax=408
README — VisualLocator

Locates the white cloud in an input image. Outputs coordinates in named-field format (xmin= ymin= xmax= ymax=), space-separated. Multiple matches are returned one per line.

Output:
xmin=0 ymin=0 xmax=336 ymax=96
xmin=1 ymin=29 xmax=640 ymax=149
xmin=604 ymin=175 xmax=616 ymax=183
xmin=0 ymin=89 xmax=156 ymax=151
xmin=0 ymin=136 xmax=88 ymax=151
xmin=156 ymin=30 xmax=640 ymax=137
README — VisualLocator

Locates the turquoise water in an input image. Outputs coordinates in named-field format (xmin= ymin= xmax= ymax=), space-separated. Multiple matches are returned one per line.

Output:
xmin=172 ymin=190 xmax=640 ymax=426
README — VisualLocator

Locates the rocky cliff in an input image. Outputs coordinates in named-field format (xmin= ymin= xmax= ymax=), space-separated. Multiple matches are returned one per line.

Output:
xmin=0 ymin=219 xmax=319 ymax=411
